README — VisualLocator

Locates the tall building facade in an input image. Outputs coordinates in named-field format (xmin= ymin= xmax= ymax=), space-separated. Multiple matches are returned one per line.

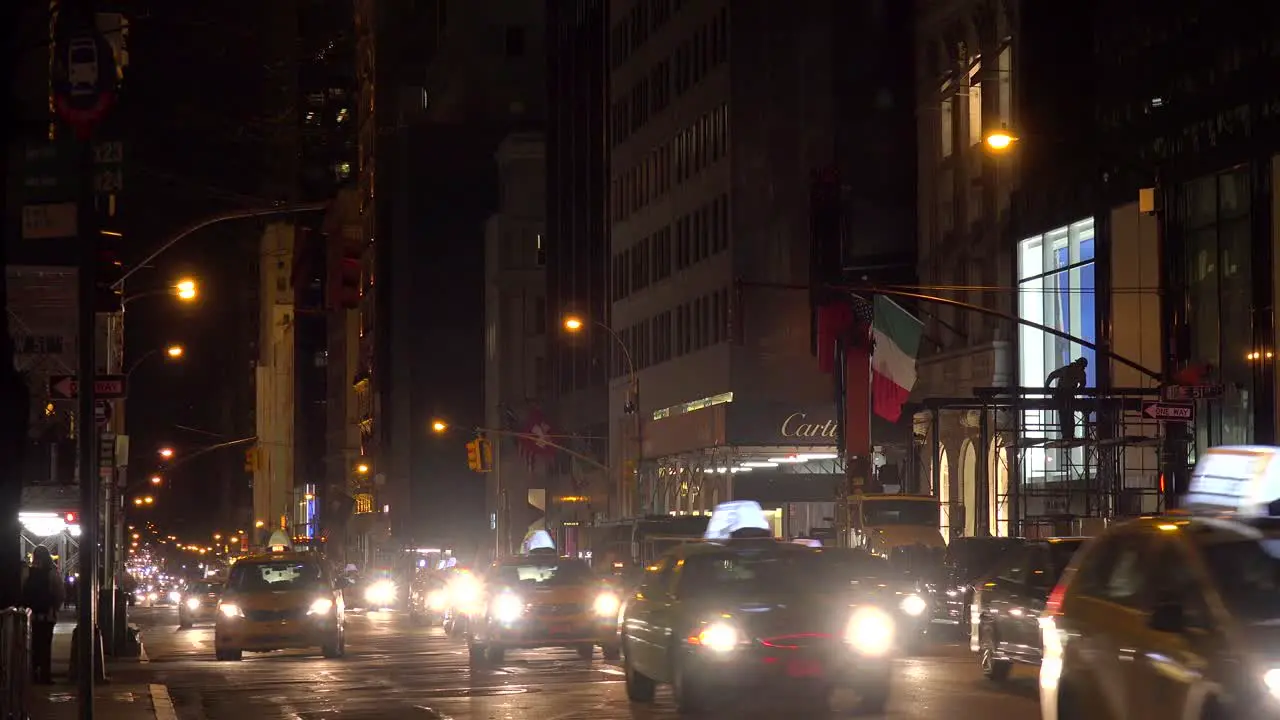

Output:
xmin=545 ymin=0 xmax=612 ymax=537
xmin=605 ymin=0 xmax=916 ymax=534
xmin=253 ymin=222 xmax=297 ymax=540
xmin=483 ymin=133 xmax=547 ymax=557
xmin=354 ymin=0 xmax=544 ymax=552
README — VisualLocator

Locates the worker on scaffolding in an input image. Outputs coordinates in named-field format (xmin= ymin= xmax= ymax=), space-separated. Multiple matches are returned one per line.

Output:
xmin=1046 ymin=357 xmax=1088 ymax=440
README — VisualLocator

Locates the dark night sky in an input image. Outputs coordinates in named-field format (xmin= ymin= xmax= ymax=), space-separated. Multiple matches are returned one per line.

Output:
xmin=109 ymin=2 xmax=486 ymax=543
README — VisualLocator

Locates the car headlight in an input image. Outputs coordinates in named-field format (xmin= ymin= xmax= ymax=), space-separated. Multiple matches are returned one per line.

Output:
xmin=694 ymin=622 xmax=741 ymax=653
xmin=900 ymin=594 xmax=927 ymax=617
xmin=185 ymin=598 xmax=200 ymax=610
xmin=1264 ymin=668 xmax=1280 ymax=699
xmin=448 ymin=576 xmax=481 ymax=606
xmin=592 ymin=592 xmax=621 ymax=618
xmin=147 ymin=593 xmax=158 ymax=602
xmin=427 ymin=590 xmax=447 ymax=611
xmin=844 ymin=606 xmax=895 ymax=657
xmin=218 ymin=603 xmax=244 ymax=618
xmin=308 ymin=598 xmax=334 ymax=615
xmin=168 ymin=591 xmax=182 ymax=604
xmin=490 ymin=593 xmax=525 ymax=623
xmin=365 ymin=580 xmax=396 ymax=606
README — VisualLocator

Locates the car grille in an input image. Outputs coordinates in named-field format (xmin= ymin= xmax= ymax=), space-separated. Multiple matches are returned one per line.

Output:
xmin=528 ymin=602 xmax=584 ymax=617
xmin=246 ymin=609 xmax=305 ymax=622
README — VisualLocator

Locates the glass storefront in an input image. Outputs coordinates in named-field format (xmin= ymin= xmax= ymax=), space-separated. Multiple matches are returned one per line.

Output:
xmin=1017 ymin=218 xmax=1097 ymax=482
xmin=1182 ymin=168 xmax=1254 ymax=448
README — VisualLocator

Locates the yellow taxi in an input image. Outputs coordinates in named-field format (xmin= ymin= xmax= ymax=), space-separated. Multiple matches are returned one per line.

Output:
xmin=214 ymin=549 xmax=348 ymax=661
xmin=466 ymin=531 xmax=622 ymax=664
xmin=1040 ymin=446 xmax=1280 ymax=719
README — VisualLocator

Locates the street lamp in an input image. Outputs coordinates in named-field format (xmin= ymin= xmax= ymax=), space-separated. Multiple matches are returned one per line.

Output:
xmin=983 ymin=126 xmax=1019 ymax=153
xmin=149 ymin=475 xmax=162 ymax=486
xmin=356 ymin=463 xmax=370 ymax=474
xmin=126 ymin=344 xmax=185 ymax=377
xmin=431 ymin=420 xmax=448 ymax=433
xmin=562 ymin=313 xmax=641 ymax=518
xmin=158 ymin=447 xmax=174 ymax=460
xmin=175 ymin=278 xmax=198 ymax=301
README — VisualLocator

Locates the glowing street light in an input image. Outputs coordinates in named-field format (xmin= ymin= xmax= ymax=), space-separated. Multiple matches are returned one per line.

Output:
xmin=133 ymin=498 xmax=143 ymax=506
xmin=142 ymin=496 xmax=154 ymax=505
xmin=255 ymin=520 xmax=265 ymax=528
xmin=430 ymin=420 xmax=448 ymax=433
xmin=175 ymin=278 xmax=198 ymax=301
xmin=983 ymin=127 xmax=1018 ymax=153
xmin=563 ymin=316 xmax=584 ymax=332
xmin=166 ymin=345 xmax=185 ymax=358
xmin=158 ymin=447 xmax=174 ymax=459
xmin=213 ymin=533 xmax=222 ymax=540
xmin=356 ymin=463 xmax=370 ymax=474
xmin=150 ymin=475 xmax=162 ymax=485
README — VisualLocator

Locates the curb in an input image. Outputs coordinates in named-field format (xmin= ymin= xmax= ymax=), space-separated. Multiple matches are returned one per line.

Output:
xmin=151 ymin=684 xmax=179 ymax=720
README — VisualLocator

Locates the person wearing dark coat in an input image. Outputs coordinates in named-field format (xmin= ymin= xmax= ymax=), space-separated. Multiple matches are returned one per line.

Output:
xmin=22 ymin=545 xmax=66 ymax=684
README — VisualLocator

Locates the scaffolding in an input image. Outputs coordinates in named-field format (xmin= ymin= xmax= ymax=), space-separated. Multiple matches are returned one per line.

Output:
xmin=915 ymin=386 xmax=1168 ymax=539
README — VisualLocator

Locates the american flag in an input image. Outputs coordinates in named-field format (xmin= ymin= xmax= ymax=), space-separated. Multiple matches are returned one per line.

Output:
xmin=849 ymin=293 xmax=875 ymax=351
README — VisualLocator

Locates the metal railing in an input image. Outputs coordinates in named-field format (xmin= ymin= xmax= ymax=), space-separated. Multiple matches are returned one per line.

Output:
xmin=0 ymin=608 xmax=30 ymax=720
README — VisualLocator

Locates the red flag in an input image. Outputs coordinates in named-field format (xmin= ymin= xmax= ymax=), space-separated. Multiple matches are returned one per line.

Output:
xmin=816 ymin=303 xmax=853 ymax=373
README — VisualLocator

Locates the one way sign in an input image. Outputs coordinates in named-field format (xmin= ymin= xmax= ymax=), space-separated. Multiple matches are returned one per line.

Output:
xmin=1142 ymin=402 xmax=1193 ymax=421
xmin=47 ymin=374 xmax=128 ymax=400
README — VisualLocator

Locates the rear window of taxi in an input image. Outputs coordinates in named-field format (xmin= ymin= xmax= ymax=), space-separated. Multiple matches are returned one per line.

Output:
xmin=680 ymin=549 xmax=827 ymax=597
xmin=492 ymin=559 xmax=595 ymax=587
xmin=228 ymin=560 xmax=326 ymax=592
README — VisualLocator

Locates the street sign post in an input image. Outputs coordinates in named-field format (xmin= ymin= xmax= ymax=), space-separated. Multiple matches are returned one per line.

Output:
xmin=1161 ymin=384 xmax=1225 ymax=403
xmin=48 ymin=374 xmax=127 ymax=400
xmin=98 ymin=432 xmax=116 ymax=477
xmin=1143 ymin=402 xmax=1194 ymax=421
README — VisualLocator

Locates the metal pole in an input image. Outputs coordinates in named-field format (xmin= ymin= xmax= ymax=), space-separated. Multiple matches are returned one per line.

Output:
xmin=632 ymin=377 xmax=641 ymax=520
xmin=76 ymin=129 xmax=99 ymax=718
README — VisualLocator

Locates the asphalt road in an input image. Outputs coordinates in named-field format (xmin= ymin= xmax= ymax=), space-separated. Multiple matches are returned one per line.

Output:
xmin=112 ymin=607 xmax=1042 ymax=719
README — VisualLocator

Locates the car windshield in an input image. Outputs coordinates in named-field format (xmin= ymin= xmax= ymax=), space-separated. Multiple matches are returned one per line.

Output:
xmin=188 ymin=582 xmax=223 ymax=595
xmin=493 ymin=560 xmax=595 ymax=587
xmin=680 ymin=550 xmax=827 ymax=598
xmin=862 ymin=499 xmax=939 ymax=527
xmin=228 ymin=561 xmax=325 ymax=592
xmin=1201 ymin=538 xmax=1280 ymax=621
xmin=821 ymin=552 xmax=907 ymax=586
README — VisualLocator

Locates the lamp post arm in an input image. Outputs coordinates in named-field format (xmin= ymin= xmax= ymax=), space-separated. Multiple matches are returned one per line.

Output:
xmin=116 ymin=201 xmax=328 ymax=288
xmin=124 ymin=348 xmax=158 ymax=377
xmin=593 ymin=320 xmax=636 ymax=387
xmin=163 ymin=436 xmax=258 ymax=473
xmin=473 ymin=427 xmax=610 ymax=473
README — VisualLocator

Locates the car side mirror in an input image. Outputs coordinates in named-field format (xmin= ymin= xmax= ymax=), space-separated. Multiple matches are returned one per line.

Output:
xmin=1149 ymin=601 xmax=1184 ymax=633
xmin=334 ymin=578 xmax=351 ymax=590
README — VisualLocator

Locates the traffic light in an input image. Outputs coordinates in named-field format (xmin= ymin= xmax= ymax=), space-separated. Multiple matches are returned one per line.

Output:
xmin=465 ymin=438 xmax=493 ymax=473
xmin=64 ymin=512 xmax=77 ymax=524
xmin=95 ymin=246 xmax=124 ymax=313
xmin=244 ymin=446 xmax=257 ymax=472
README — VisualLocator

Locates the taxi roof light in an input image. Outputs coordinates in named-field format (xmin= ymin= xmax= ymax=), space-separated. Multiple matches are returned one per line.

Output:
xmin=1185 ymin=445 xmax=1280 ymax=519
xmin=521 ymin=529 xmax=556 ymax=554
xmin=703 ymin=501 xmax=772 ymax=540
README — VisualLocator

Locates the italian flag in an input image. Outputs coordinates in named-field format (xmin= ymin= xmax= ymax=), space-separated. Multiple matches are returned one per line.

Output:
xmin=871 ymin=296 xmax=924 ymax=422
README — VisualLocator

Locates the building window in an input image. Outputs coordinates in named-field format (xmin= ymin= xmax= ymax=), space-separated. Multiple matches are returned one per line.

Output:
xmin=1182 ymin=169 xmax=1253 ymax=448
xmin=967 ymin=62 xmax=983 ymax=147
xmin=505 ymin=26 xmax=526 ymax=58
xmin=535 ymin=233 xmax=546 ymax=266
xmin=1017 ymin=218 xmax=1096 ymax=481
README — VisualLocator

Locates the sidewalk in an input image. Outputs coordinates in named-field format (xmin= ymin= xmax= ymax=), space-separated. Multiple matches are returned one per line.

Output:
xmin=24 ymin=615 xmax=176 ymax=719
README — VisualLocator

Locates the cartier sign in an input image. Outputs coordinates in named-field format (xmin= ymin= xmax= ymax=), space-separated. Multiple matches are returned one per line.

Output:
xmin=779 ymin=412 xmax=838 ymax=440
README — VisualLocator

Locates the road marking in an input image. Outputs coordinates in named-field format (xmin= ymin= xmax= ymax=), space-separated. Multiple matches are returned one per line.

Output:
xmin=140 ymin=642 xmax=150 ymax=663
xmin=150 ymin=684 xmax=180 ymax=720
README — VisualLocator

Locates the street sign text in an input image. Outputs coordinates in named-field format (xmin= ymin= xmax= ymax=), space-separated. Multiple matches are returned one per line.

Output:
xmin=1143 ymin=402 xmax=1193 ymax=421
xmin=48 ymin=374 xmax=127 ymax=400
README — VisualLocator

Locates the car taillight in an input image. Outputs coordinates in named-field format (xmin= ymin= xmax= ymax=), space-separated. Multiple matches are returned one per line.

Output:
xmin=1043 ymin=567 xmax=1075 ymax=617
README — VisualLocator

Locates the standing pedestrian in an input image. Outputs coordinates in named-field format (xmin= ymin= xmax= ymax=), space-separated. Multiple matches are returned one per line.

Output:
xmin=23 ymin=545 xmax=65 ymax=684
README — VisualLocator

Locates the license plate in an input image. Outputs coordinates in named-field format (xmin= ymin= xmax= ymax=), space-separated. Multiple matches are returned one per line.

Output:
xmin=786 ymin=659 xmax=824 ymax=678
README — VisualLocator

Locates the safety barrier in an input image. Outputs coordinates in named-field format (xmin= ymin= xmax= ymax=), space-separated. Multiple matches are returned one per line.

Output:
xmin=0 ymin=607 xmax=31 ymax=720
